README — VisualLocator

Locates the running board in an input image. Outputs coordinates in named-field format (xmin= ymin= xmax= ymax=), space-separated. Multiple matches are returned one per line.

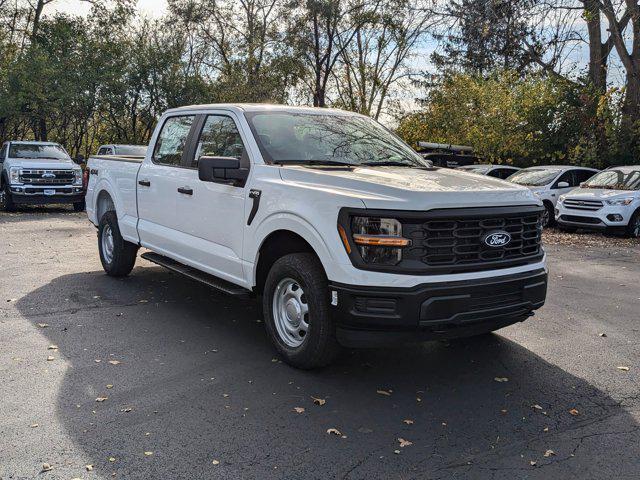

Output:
xmin=141 ymin=252 xmax=252 ymax=297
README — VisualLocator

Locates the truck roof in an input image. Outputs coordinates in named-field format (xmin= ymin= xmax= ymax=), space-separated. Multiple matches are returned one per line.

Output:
xmin=7 ymin=140 xmax=61 ymax=146
xmin=166 ymin=103 xmax=359 ymax=116
xmin=522 ymin=165 xmax=599 ymax=171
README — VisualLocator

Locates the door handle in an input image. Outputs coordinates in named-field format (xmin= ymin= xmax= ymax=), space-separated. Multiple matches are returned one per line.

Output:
xmin=138 ymin=180 xmax=151 ymax=187
xmin=177 ymin=187 xmax=193 ymax=195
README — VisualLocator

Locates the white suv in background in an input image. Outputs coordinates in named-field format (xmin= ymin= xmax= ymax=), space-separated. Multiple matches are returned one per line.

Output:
xmin=507 ymin=166 xmax=599 ymax=227
xmin=556 ymin=166 xmax=640 ymax=237
xmin=457 ymin=164 xmax=520 ymax=180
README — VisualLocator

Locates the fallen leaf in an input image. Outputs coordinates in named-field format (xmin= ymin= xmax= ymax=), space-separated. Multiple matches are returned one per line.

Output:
xmin=544 ymin=449 xmax=555 ymax=457
xmin=543 ymin=427 xmax=549 ymax=432
xmin=47 ymin=345 xmax=59 ymax=350
xmin=120 ymin=407 xmax=132 ymax=413
xmin=7 ymin=298 xmax=17 ymax=302
xmin=106 ymin=384 xmax=113 ymax=389
xmin=569 ymin=408 xmax=579 ymax=416
xmin=398 ymin=438 xmax=413 ymax=448
xmin=86 ymin=465 xmax=93 ymax=471
xmin=30 ymin=424 xmax=39 ymax=428
xmin=617 ymin=366 xmax=630 ymax=371
xmin=46 ymin=356 xmax=55 ymax=362
xmin=327 ymin=428 xmax=342 ymax=436
xmin=94 ymin=359 xmax=101 ymax=363
xmin=394 ymin=450 xmax=400 ymax=454
xmin=212 ymin=460 xmax=220 ymax=465
xmin=108 ymin=360 xmax=121 ymax=365
xmin=139 ymin=299 xmax=148 ymax=303
xmin=37 ymin=323 xmax=49 ymax=328
xmin=532 ymin=404 xmax=543 ymax=410
xmin=95 ymin=396 xmax=108 ymax=402
xmin=494 ymin=377 xmax=509 ymax=383
xmin=144 ymin=451 xmax=153 ymax=456
xmin=599 ymin=333 xmax=607 ymax=337
xmin=530 ymin=460 xmax=537 ymax=466
xmin=108 ymin=457 xmax=116 ymax=462
xmin=293 ymin=407 xmax=305 ymax=414
xmin=312 ymin=397 xmax=326 ymax=406
xmin=376 ymin=390 xmax=392 ymax=396
xmin=41 ymin=463 xmax=53 ymax=472
xmin=403 ymin=419 xmax=414 ymax=425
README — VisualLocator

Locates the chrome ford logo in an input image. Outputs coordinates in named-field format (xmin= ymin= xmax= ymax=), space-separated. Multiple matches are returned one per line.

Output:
xmin=484 ymin=231 xmax=511 ymax=248
xmin=42 ymin=173 xmax=56 ymax=179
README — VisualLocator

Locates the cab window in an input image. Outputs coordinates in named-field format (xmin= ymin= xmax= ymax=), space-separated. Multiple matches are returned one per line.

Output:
xmin=152 ymin=115 xmax=195 ymax=166
xmin=190 ymin=115 xmax=247 ymax=169
xmin=553 ymin=170 xmax=575 ymax=188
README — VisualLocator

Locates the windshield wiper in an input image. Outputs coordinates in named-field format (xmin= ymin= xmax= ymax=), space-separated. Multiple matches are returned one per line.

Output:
xmin=276 ymin=159 xmax=356 ymax=167
xmin=361 ymin=161 xmax=416 ymax=167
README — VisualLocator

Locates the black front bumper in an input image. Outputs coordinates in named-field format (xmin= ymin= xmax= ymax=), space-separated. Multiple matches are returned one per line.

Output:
xmin=11 ymin=193 xmax=85 ymax=205
xmin=330 ymin=269 xmax=547 ymax=347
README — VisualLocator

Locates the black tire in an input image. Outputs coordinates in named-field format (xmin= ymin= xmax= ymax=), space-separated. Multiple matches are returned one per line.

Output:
xmin=98 ymin=210 xmax=138 ymax=277
xmin=263 ymin=253 xmax=340 ymax=369
xmin=627 ymin=209 xmax=640 ymax=238
xmin=542 ymin=201 xmax=555 ymax=228
xmin=0 ymin=182 xmax=16 ymax=212
xmin=73 ymin=200 xmax=86 ymax=212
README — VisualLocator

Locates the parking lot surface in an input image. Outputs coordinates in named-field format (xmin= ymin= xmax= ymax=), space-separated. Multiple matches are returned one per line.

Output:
xmin=1 ymin=209 xmax=639 ymax=479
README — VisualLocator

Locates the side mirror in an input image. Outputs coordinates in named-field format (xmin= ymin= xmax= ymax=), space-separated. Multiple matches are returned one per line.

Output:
xmin=557 ymin=181 xmax=570 ymax=188
xmin=74 ymin=154 xmax=86 ymax=165
xmin=198 ymin=156 xmax=248 ymax=186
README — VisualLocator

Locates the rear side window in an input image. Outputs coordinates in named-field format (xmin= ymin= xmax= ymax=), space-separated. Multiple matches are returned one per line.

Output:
xmin=190 ymin=115 xmax=247 ymax=168
xmin=153 ymin=115 xmax=195 ymax=166
xmin=97 ymin=147 xmax=110 ymax=155
xmin=575 ymin=169 xmax=596 ymax=184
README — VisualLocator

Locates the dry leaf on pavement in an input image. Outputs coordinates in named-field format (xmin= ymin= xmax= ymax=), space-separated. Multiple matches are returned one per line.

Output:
xmin=46 ymin=356 xmax=55 ymax=361
xmin=108 ymin=360 xmax=121 ymax=365
xmin=376 ymin=390 xmax=392 ymax=396
xmin=403 ymin=419 xmax=414 ymax=425
xmin=569 ymin=408 xmax=579 ymax=416
xmin=95 ymin=396 xmax=108 ymax=402
xmin=41 ymin=463 xmax=53 ymax=472
xmin=47 ymin=345 xmax=58 ymax=350
xmin=312 ymin=397 xmax=326 ymax=406
xmin=37 ymin=323 xmax=49 ymax=328
xmin=494 ymin=377 xmax=509 ymax=383
xmin=398 ymin=438 xmax=413 ymax=448
xmin=293 ymin=407 xmax=305 ymax=414
xmin=544 ymin=450 xmax=555 ymax=457
xmin=327 ymin=428 xmax=342 ymax=436
xmin=617 ymin=366 xmax=630 ymax=371
xmin=212 ymin=460 xmax=220 ymax=465
xmin=86 ymin=465 xmax=93 ymax=471
xmin=144 ymin=451 xmax=153 ymax=456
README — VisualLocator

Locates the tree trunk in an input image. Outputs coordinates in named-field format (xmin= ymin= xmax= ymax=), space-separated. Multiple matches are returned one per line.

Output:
xmin=584 ymin=0 xmax=607 ymax=94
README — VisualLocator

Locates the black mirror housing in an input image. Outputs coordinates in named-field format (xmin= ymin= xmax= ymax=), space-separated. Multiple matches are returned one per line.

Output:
xmin=198 ymin=156 xmax=248 ymax=186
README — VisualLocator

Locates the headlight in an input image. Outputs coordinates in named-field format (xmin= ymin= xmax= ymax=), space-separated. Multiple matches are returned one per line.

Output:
xmin=73 ymin=168 xmax=83 ymax=185
xmin=558 ymin=195 xmax=566 ymax=204
xmin=605 ymin=197 xmax=634 ymax=206
xmin=342 ymin=217 xmax=410 ymax=266
xmin=9 ymin=166 xmax=21 ymax=184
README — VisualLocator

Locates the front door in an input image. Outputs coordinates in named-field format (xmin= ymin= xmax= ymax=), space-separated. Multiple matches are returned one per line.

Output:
xmin=137 ymin=114 xmax=196 ymax=256
xmin=174 ymin=112 xmax=249 ymax=285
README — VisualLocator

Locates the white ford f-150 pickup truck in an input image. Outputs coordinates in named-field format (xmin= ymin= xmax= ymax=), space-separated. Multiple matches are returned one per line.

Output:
xmin=86 ymin=104 xmax=548 ymax=369
xmin=0 ymin=141 xmax=85 ymax=211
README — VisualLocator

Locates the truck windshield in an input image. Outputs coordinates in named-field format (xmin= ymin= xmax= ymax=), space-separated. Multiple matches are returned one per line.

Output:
xmin=508 ymin=168 xmax=560 ymax=186
xmin=9 ymin=143 xmax=69 ymax=160
xmin=115 ymin=145 xmax=147 ymax=156
xmin=583 ymin=169 xmax=640 ymax=190
xmin=245 ymin=111 xmax=429 ymax=168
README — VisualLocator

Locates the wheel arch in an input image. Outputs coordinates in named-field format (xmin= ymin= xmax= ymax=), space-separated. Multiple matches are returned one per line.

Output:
xmin=95 ymin=188 xmax=116 ymax=223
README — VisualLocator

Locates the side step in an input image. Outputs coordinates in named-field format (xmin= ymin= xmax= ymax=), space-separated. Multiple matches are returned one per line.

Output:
xmin=141 ymin=252 xmax=252 ymax=297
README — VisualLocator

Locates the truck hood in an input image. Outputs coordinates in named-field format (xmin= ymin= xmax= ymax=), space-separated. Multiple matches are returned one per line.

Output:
xmin=279 ymin=166 xmax=538 ymax=210
xmin=565 ymin=188 xmax=639 ymax=200
xmin=8 ymin=158 xmax=76 ymax=170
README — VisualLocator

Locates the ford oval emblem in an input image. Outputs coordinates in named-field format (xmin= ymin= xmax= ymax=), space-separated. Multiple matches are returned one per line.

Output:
xmin=484 ymin=231 xmax=511 ymax=248
xmin=42 ymin=173 xmax=56 ymax=179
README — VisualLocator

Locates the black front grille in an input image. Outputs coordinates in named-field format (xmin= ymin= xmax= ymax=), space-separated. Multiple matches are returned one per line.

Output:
xmin=20 ymin=169 xmax=76 ymax=186
xmin=398 ymin=206 xmax=544 ymax=274
xmin=559 ymin=215 xmax=602 ymax=225
xmin=563 ymin=199 xmax=603 ymax=211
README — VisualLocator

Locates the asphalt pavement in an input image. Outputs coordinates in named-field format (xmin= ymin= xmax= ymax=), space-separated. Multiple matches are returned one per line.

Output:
xmin=1 ymin=208 xmax=639 ymax=480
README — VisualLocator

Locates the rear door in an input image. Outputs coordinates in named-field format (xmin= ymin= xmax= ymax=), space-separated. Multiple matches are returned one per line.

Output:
xmin=137 ymin=114 xmax=197 ymax=256
xmin=174 ymin=112 xmax=250 ymax=284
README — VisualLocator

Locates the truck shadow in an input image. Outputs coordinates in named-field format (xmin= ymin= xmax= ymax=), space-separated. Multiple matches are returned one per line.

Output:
xmin=16 ymin=266 xmax=639 ymax=479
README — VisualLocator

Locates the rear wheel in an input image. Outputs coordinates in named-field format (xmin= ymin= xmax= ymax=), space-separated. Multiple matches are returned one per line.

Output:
xmin=263 ymin=253 xmax=340 ymax=369
xmin=627 ymin=210 xmax=640 ymax=238
xmin=98 ymin=210 xmax=138 ymax=277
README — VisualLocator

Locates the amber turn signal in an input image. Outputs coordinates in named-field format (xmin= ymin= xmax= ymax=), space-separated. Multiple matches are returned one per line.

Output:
xmin=352 ymin=234 xmax=411 ymax=247
xmin=337 ymin=224 xmax=351 ymax=254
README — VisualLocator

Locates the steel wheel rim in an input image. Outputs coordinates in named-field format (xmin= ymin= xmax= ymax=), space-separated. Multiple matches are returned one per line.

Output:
xmin=272 ymin=277 xmax=309 ymax=348
xmin=632 ymin=216 xmax=640 ymax=238
xmin=101 ymin=225 xmax=115 ymax=264
xmin=541 ymin=208 xmax=550 ymax=228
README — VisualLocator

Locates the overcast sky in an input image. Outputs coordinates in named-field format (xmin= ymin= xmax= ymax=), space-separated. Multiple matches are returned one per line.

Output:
xmin=52 ymin=0 xmax=169 ymax=17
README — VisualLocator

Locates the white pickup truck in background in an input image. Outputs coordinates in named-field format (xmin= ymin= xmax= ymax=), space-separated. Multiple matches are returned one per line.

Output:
xmin=556 ymin=166 xmax=640 ymax=237
xmin=0 ymin=140 xmax=85 ymax=211
xmin=85 ymin=104 xmax=548 ymax=368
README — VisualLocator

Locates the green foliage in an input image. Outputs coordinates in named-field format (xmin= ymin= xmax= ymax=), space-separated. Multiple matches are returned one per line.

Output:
xmin=397 ymin=72 xmax=640 ymax=168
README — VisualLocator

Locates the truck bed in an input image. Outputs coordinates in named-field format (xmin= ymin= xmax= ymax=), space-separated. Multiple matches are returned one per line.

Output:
xmin=85 ymin=154 xmax=144 ymax=244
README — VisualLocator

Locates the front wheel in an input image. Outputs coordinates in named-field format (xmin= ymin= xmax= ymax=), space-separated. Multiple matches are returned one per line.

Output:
xmin=98 ymin=211 xmax=138 ymax=277
xmin=263 ymin=253 xmax=340 ymax=369
xmin=541 ymin=202 xmax=555 ymax=228
xmin=627 ymin=210 xmax=640 ymax=238
xmin=0 ymin=183 xmax=16 ymax=212
xmin=73 ymin=200 xmax=86 ymax=212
